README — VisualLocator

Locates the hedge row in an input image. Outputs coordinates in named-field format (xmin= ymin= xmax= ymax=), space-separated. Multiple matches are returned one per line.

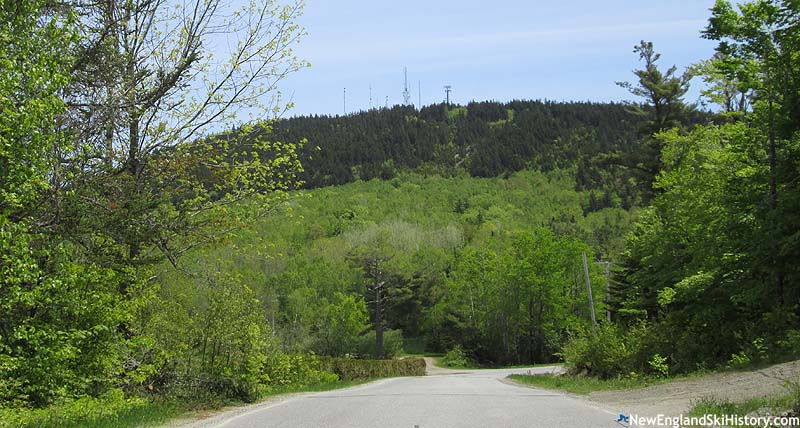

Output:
xmin=319 ymin=357 xmax=426 ymax=381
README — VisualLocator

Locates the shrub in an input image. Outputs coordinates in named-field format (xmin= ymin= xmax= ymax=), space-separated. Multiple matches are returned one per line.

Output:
xmin=138 ymin=271 xmax=279 ymax=402
xmin=319 ymin=357 xmax=425 ymax=381
xmin=0 ymin=390 xmax=178 ymax=428
xmin=357 ymin=329 xmax=404 ymax=359
xmin=564 ymin=324 xmax=629 ymax=378
xmin=441 ymin=345 xmax=472 ymax=368
xmin=562 ymin=323 xmax=658 ymax=378
xmin=648 ymin=353 xmax=669 ymax=377
xmin=263 ymin=353 xmax=338 ymax=388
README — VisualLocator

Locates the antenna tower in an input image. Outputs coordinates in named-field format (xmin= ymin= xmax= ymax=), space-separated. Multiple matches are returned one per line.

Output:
xmin=444 ymin=85 xmax=452 ymax=105
xmin=369 ymin=85 xmax=372 ymax=110
xmin=343 ymin=87 xmax=347 ymax=114
xmin=402 ymin=67 xmax=411 ymax=105
xmin=418 ymin=80 xmax=421 ymax=108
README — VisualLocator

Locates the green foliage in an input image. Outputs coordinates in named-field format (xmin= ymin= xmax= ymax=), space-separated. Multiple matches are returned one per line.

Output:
xmin=688 ymin=391 xmax=799 ymax=421
xmin=137 ymin=270 xmax=279 ymax=401
xmin=428 ymin=227 xmax=606 ymax=364
xmin=357 ymin=329 xmax=405 ymax=359
xmin=563 ymin=324 xmax=637 ymax=379
xmin=612 ymin=117 xmax=800 ymax=372
xmin=311 ymin=293 xmax=369 ymax=357
xmin=508 ymin=373 xmax=665 ymax=395
xmin=648 ymin=354 xmax=670 ymax=378
xmin=0 ymin=219 xmax=129 ymax=406
xmin=561 ymin=323 xmax=674 ymax=379
xmin=263 ymin=353 xmax=338 ymax=388
xmin=441 ymin=346 xmax=473 ymax=368
xmin=319 ymin=357 xmax=426 ymax=381
xmin=254 ymin=100 xmax=651 ymax=210
xmin=0 ymin=391 xmax=179 ymax=428
xmin=616 ymin=40 xmax=692 ymax=135
xmin=0 ymin=0 xmax=74 ymax=211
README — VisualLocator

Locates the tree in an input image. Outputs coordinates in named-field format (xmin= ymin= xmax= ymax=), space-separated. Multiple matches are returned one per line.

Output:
xmin=616 ymin=41 xmax=693 ymax=136
xmin=349 ymin=244 xmax=394 ymax=359
xmin=0 ymin=0 xmax=72 ymax=215
xmin=690 ymin=55 xmax=754 ymax=115
xmin=312 ymin=293 xmax=369 ymax=357
xmin=52 ymin=0 xmax=308 ymax=276
xmin=703 ymin=0 xmax=800 ymax=306
xmin=603 ymin=41 xmax=693 ymax=200
xmin=0 ymin=0 xmax=130 ymax=406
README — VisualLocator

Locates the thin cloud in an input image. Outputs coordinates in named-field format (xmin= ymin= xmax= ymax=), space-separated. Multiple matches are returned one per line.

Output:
xmin=302 ymin=18 xmax=707 ymax=63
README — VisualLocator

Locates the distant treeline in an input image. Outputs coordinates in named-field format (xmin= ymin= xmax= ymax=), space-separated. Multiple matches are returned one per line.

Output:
xmin=220 ymin=100 xmax=702 ymax=208
xmin=279 ymin=101 xmax=640 ymax=184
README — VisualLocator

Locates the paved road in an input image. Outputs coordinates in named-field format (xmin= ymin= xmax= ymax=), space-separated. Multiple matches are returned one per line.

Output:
xmin=211 ymin=365 xmax=620 ymax=428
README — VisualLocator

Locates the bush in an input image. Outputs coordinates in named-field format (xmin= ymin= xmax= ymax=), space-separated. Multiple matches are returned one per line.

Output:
xmin=138 ymin=271 xmax=280 ymax=402
xmin=319 ymin=357 xmax=425 ymax=381
xmin=0 ymin=390 xmax=178 ymax=428
xmin=441 ymin=345 xmax=472 ymax=368
xmin=564 ymin=325 xmax=628 ymax=378
xmin=357 ymin=329 xmax=404 ymax=359
xmin=562 ymin=323 xmax=660 ymax=378
xmin=263 ymin=353 xmax=338 ymax=388
xmin=648 ymin=353 xmax=669 ymax=377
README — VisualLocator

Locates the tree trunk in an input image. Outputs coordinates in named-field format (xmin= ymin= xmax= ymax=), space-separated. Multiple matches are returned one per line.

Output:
xmin=768 ymin=100 xmax=784 ymax=306
xmin=375 ymin=286 xmax=383 ymax=359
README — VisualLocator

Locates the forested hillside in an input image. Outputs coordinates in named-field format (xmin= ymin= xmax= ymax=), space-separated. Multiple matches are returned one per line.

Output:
xmin=158 ymin=170 xmax=634 ymax=367
xmin=225 ymin=100 xmax=678 ymax=209
xmin=268 ymin=101 xmax=641 ymax=184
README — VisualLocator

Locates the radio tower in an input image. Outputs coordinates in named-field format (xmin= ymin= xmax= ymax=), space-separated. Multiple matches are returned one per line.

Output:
xmin=444 ymin=85 xmax=452 ymax=105
xmin=402 ymin=67 xmax=411 ymax=105
xmin=369 ymin=85 xmax=372 ymax=110
xmin=343 ymin=87 xmax=347 ymax=114
xmin=418 ymin=80 xmax=421 ymax=108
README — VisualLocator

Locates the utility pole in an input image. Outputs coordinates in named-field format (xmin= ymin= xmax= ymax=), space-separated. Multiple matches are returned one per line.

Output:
xmin=444 ymin=85 xmax=452 ymax=105
xmin=602 ymin=261 xmax=612 ymax=322
xmin=582 ymin=252 xmax=598 ymax=336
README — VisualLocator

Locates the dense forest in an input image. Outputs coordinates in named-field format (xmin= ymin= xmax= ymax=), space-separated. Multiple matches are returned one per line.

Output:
xmin=230 ymin=99 xmax=708 ymax=207
xmin=160 ymin=170 xmax=631 ymax=367
xmin=1 ymin=0 xmax=799 ymax=426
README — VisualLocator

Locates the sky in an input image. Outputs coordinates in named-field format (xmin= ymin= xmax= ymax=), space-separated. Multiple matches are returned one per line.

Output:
xmin=278 ymin=0 xmax=721 ymax=117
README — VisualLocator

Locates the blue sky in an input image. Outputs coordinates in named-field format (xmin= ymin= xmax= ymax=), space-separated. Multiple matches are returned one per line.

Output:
xmin=279 ymin=0 xmax=720 ymax=117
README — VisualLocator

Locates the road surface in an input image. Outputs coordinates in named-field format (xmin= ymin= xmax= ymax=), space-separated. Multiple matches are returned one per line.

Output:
xmin=207 ymin=365 xmax=621 ymax=428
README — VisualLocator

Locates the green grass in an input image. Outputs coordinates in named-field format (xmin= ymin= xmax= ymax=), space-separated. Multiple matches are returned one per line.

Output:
xmin=0 ymin=396 xmax=181 ymax=428
xmin=507 ymin=373 xmax=668 ymax=395
xmin=687 ymin=379 xmax=800 ymax=423
xmin=0 ymin=380 xmax=373 ymax=428
xmin=687 ymin=394 xmax=798 ymax=427
xmin=436 ymin=357 xmax=560 ymax=370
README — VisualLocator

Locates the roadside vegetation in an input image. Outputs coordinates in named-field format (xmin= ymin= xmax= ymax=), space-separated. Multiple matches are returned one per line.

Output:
xmin=687 ymin=380 xmax=800 ymax=423
xmin=507 ymin=374 xmax=668 ymax=395
xmin=689 ymin=395 xmax=796 ymax=421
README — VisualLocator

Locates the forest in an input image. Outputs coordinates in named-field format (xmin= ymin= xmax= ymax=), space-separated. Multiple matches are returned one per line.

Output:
xmin=1 ymin=0 xmax=799 ymax=426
